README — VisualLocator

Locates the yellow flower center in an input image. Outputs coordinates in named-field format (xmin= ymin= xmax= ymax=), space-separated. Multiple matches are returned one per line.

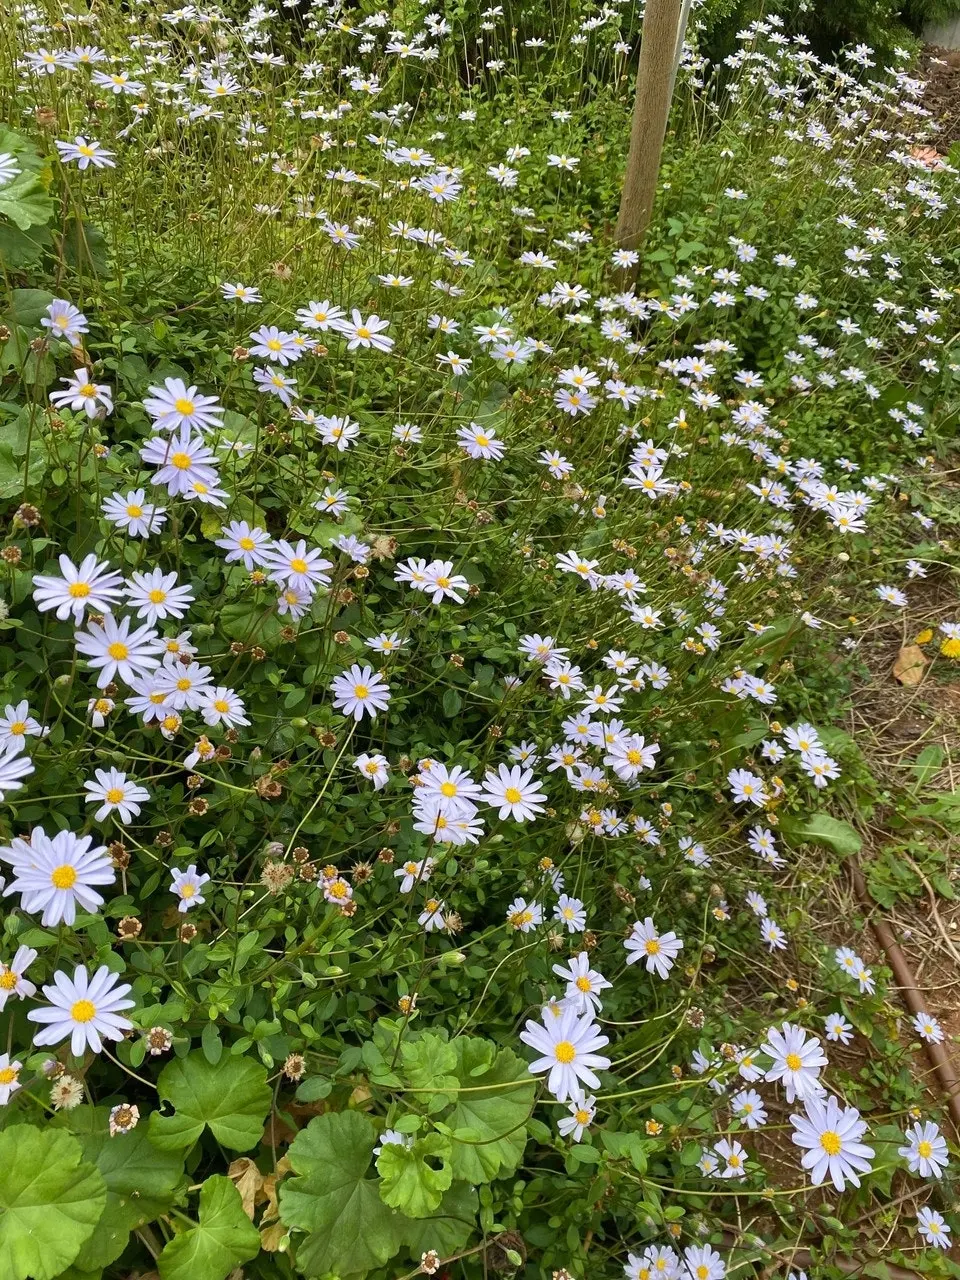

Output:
xmin=353 ymin=684 xmax=369 ymax=698
xmin=575 ymin=1108 xmax=590 ymax=1124
xmin=71 ymin=999 xmax=96 ymax=1023
xmin=475 ymin=434 xmax=489 ymax=447
xmin=644 ymin=938 xmax=661 ymax=955
xmin=79 ymin=383 xmax=97 ymax=397
xmin=575 ymin=976 xmax=592 ymax=992
xmin=174 ymin=397 xmax=195 ymax=415
xmin=214 ymin=699 xmax=230 ymax=713
xmin=918 ymin=1140 xmax=933 ymax=1158
xmin=239 ymin=536 xmax=255 ymax=550
xmin=126 ymin=504 xmax=143 ymax=517
xmin=176 ymin=678 xmax=191 ymax=692
xmin=440 ymin=781 xmax=458 ymax=797
xmin=0 ymin=971 xmax=17 ymax=990
xmin=180 ymin=883 xmax=195 ymax=898
xmin=51 ymin=864 xmax=78 ymax=889
xmin=819 ymin=1130 xmax=842 ymax=1156
xmin=626 ymin=749 xmax=642 ymax=764
xmin=171 ymin=452 xmax=191 ymax=470
xmin=149 ymin=588 xmax=167 ymax=604
xmin=290 ymin=557 xmax=308 ymax=574
xmin=78 ymin=143 xmax=95 ymax=157
xmin=162 ymin=715 xmax=179 ymax=731
xmin=356 ymin=326 xmax=371 ymax=339
xmin=69 ymin=582 xmax=91 ymax=598
xmin=106 ymin=787 xmax=125 ymax=803
xmin=554 ymin=1040 xmax=576 ymax=1064
xmin=267 ymin=339 xmax=282 ymax=351
xmin=504 ymin=787 xmax=522 ymax=804
xmin=785 ymin=1053 xmax=802 ymax=1071
xmin=9 ymin=721 xmax=26 ymax=736
xmin=0 ymin=1066 xmax=18 ymax=1084
xmin=108 ymin=641 xmax=129 ymax=660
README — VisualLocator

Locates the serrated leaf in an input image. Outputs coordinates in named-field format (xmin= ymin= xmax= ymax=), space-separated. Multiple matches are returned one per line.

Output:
xmin=444 ymin=1038 xmax=535 ymax=1183
xmin=279 ymin=1110 xmax=403 ymax=1278
xmin=149 ymin=1052 xmax=271 ymax=1152
xmin=157 ymin=1176 xmax=260 ymax=1280
xmin=55 ymin=1107 xmax=185 ymax=1271
xmin=377 ymin=1132 xmax=452 ymax=1217
xmin=0 ymin=1125 xmax=107 ymax=1280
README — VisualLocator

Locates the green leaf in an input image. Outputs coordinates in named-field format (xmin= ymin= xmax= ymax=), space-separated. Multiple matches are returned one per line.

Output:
xmin=157 ymin=1176 xmax=260 ymax=1280
xmin=5 ymin=289 xmax=55 ymax=330
xmin=57 ymin=1108 xmax=185 ymax=1271
xmin=279 ymin=1110 xmax=403 ymax=1278
xmin=442 ymin=687 xmax=462 ymax=718
xmin=780 ymin=813 xmax=861 ymax=858
xmin=0 ymin=171 xmax=54 ymax=231
xmin=149 ymin=1052 xmax=271 ymax=1152
xmin=912 ymin=745 xmax=944 ymax=786
xmin=0 ymin=222 xmax=52 ymax=268
xmin=400 ymin=1182 xmax=478 ymax=1258
xmin=377 ymin=1132 xmax=452 ymax=1218
xmin=0 ymin=1125 xmax=107 ymax=1280
xmin=444 ymin=1038 xmax=535 ymax=1183
xmin=0 ymin=440 xmax=46 ymax=500
xmin=400 ymin=1032 xmax=460 ymax=1110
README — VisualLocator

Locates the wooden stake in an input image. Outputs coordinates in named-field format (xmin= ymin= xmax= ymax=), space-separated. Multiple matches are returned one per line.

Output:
xmin=614 ymin=0 xmax=684 ymax=277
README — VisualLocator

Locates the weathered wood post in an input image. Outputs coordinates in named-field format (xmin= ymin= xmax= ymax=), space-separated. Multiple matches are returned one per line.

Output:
xmin=613 ymin=0 xmax=685 ymax=282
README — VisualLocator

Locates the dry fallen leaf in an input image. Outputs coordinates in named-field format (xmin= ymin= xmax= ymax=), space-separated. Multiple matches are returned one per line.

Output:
xmin=227 ymin=1157 xmax=264 ymax=1221
xmin=893 ymin=644 xmax=927 ymax=686
xmin=260 ymin=1221 xmax=288 ymax=1252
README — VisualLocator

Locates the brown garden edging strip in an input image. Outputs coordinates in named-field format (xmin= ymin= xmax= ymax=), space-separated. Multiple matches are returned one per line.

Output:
xmin=849 ymin=858 xmax=960 ymax=1138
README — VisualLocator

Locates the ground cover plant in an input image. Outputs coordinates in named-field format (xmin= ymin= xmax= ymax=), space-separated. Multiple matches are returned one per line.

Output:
xmin=0 ymin=2 xmax=959 ymax=1279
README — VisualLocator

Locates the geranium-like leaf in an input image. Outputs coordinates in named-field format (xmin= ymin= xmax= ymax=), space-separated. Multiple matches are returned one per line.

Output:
xmin=0 ymin=172 xmax=54 ymax=231
xmin=279 ymin=1110 xmax=403 ymax=1278
xmin=157 ymin=1175 xmax=260 ymax=1280
xmin=55 ymin=1106 xmax=185 ymax=1271
xmin=0 ymin=1125 xmax=106 ymax=1280
xmin=444 ymin=1038 xmax=535 ymax=1183
xmin=377 ymin=1132 xmax=453 ymax=1218
xmin=149 ymin=1051 xmax=272 ymax=1152
xmin=400 ymin=1031 xmax=460 ymax=1110
xmin=400 ymin=1182 xmax=479 ymax=1258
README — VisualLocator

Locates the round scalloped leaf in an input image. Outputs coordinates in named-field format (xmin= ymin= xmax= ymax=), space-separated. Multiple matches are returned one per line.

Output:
xmin=149 ymin=1051 xmax=272 ymax=1152
xmin=55 ymin=1106 xmax=185 ymax=1271
xmin=157 ymin=1176 xmax=260 ymax=1280
xmin=280 ymin=1110 xmax=403 ymax=1278
xmin=0 ymin=1125 xmax=107 ymax=1280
